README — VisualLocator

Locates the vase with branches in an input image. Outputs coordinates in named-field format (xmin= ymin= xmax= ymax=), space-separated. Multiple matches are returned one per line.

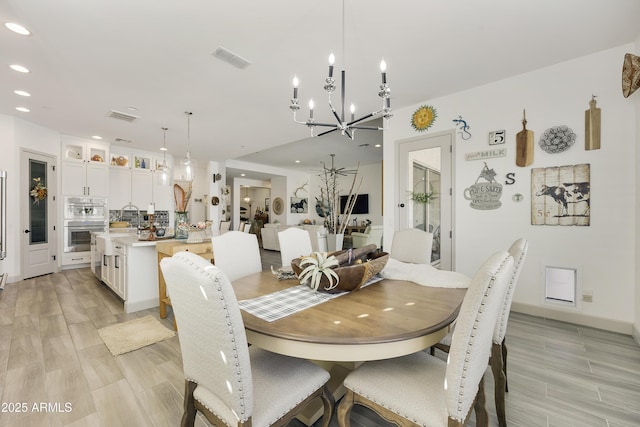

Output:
xmin=317 ymin=155 xmax=363 ymax=240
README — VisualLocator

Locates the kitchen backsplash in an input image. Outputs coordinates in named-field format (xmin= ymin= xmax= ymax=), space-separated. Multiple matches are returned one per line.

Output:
xmin=109 ymin=210 xmax=170 ymax=228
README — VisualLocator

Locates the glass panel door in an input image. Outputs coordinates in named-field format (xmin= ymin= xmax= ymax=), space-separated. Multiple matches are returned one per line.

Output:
xmin=397 ymin=130 xmax=453 ymax=270
xmin=29 ymin=159 xmax=48 ymax=245
xmin=412 ymin=161 xmax=441 ymax=263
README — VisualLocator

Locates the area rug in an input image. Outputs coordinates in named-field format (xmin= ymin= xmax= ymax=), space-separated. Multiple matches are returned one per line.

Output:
xmin=98 ymin=315 xmax=175 ymax=356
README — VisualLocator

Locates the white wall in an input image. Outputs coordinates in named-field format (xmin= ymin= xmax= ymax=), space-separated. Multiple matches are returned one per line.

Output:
xmin=385 ymin=44 xmax=637 ymax=331
xmin=308 ymin=162 xmax=383 ymax=227
xmin=0 ymin=116 xmax=61 ymax=281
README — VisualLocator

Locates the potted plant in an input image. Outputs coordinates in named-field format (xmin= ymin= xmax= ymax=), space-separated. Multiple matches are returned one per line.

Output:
xmin=409 ymin=187 xmax=437 ymax=204
xmin=298 ymin=252 xmax=340 ymax=291
xmin=317 ymin=155 xmax=363 ymax=251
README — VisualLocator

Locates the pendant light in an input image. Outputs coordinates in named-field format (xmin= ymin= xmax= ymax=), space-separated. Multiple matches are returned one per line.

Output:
xmin=157 ymin=127 xmax=171 ymax=186
xmin=184 ymin=111 xmax=195 ymax=181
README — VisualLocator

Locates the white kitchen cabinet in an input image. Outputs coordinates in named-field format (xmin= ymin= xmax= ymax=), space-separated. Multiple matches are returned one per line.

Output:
xmin=61 ymin=161 xmax=108 ymax=197
xmin=152 ymin=171 xmax=173 ymax=211
xmin=108 ymin=148 xmax=173 ymax=212
xmin=131 ymin=169 xmax=153 ymax=208
xmin=109 ymin=167 xmax=153 ymax=211
xmin=108 ymin=167 xmax=131 ymax=210
xmin=113 ymin=243 xmax=127 ymax=299
xmin=61 ymin=138 xmax=109 ymax=197
xmin=62 ymin=140 xmax=108 ymax=164
xmin=61 ymin=252 xmax=91 ymax=266
xmin=101 ymin=254 xmax=113 ymax=288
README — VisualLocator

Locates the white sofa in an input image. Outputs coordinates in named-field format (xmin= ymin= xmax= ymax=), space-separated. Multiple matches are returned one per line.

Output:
xmin=260 ymin=224 xmax=327 ymax=253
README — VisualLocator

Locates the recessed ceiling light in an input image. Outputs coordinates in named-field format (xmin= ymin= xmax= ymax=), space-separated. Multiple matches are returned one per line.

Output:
xmin=10 ymin=64 xmax=30 ymax=73
xmin=241 ymin=173 xmax=246 ymax=177
xmin=92 ymin=135 xmax=102 ymax=140
xmin=16 ymin=107 xmax=30 ymax=112
xmin=160 ymin=147 xmax=168 ymax=152
xmin=374 ymin=144 xmax=381 ymax=148
xmin=14 ymin=90 xmax=30 ymax=97
xmin=4 ymin=22 xmax=31 ymax=36
xmin=295 ymin=160 xmax=300 ymax=163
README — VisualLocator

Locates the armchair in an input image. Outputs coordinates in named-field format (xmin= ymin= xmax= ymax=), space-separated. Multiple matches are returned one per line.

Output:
xmin=351 ymin=225 xmax=383 ymax=249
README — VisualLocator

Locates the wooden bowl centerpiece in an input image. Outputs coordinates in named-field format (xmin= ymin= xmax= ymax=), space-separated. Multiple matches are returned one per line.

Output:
xmin=291 ymin=244 xmax=389 ymax=293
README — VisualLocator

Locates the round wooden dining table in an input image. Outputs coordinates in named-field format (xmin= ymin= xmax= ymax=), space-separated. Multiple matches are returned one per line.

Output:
xmin=232 ymin=271 xmax=466 ymax=362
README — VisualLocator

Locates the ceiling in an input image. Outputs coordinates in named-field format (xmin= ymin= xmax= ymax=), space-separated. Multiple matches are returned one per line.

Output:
xmin=1 ymin=0 xmax=639 ymax=173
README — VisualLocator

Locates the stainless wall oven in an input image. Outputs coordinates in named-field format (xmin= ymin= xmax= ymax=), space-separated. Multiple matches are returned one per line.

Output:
xmin=63 ymin=196 xmax=107 ymax=253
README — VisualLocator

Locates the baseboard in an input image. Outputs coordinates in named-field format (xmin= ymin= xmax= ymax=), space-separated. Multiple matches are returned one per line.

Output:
xmin=2 ymin=274 xmax=22 ymax=285
xmin=124 ymin=298 xmax=158 ymax=314
xmin=511 ymin=302 xmax=633 ymax=335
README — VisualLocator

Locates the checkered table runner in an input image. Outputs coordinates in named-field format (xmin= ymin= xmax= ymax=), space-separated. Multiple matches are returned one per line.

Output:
xmin=239 ymin=276 xmax=383 ymax=322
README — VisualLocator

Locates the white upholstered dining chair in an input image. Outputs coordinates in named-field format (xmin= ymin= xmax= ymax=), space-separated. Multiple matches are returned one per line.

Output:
xmin=278 ymin=227 xmax=312 ymax=268
xmin=337 ymin=251 xmax=515 ymax=427
xmin=220 ymin=220 xmax=231 ymax=233
xmin=389 ymin=228 xmax=434 ymax=264
xmin=160 ymin=251 xmax=334 ymax=427
xmin=211 ymin=231 xmax=262 ymax=282
xmin=433 ymin=238 xmax=529 ymax=427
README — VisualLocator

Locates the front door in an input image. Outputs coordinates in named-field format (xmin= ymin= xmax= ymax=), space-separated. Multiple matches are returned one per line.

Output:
xmin=21 ymin=149 xmax=57 ymax=279
xmin=397 ymin=130 xmax=454 ymax=270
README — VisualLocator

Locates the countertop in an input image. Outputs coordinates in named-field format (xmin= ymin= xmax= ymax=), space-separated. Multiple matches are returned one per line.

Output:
xmin=113 ymin=235 xmax=178 ymax=247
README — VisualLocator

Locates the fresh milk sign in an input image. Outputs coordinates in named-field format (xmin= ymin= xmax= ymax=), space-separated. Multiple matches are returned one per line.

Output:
xmin=464 ymin=148 xmax=506 ymax=161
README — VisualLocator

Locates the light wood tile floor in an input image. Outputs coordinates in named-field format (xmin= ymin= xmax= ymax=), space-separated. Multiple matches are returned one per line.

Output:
xmin=0 ymin=253 xmax=638 ymax=426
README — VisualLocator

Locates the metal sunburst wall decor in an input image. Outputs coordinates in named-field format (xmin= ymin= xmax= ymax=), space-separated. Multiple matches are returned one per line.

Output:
xmin=411 ymin=105 xmax=437 ymax=132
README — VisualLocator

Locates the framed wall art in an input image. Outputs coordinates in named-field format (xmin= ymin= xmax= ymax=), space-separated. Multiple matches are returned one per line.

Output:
xmin=290 ymin=197 xmax=308 ymax=213
xmin=531 ymin=164 xmax=590 ymax=226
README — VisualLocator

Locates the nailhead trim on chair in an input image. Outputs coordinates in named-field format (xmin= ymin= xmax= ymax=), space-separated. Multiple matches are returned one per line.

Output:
xmin=180 ymin=254 xmax=251 ymax=421
xmin=453 ymin=255 xmax=511 ymax=416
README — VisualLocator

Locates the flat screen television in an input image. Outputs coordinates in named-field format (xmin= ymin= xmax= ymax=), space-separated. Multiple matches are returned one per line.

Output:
xmin=340 ymin=194 xmax=369 ymax=214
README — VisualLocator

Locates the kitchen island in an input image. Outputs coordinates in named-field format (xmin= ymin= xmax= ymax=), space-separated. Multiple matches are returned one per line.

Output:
xmin=113 ymin=235 xmax=170 ymax=313
xmin=94 ymin=231 xmax=178 ymax=313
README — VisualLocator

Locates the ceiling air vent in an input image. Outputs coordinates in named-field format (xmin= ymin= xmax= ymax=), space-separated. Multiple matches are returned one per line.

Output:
xmin=114 ymin=138 xmax=133 ymax=143
xmin=211 ymin=46 xmax=252 ymax=69
xmin=108 ymin=110 xmax=139 ymax=122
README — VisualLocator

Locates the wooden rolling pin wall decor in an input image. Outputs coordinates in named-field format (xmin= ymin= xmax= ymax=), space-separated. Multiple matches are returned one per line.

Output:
xmin=585 ymin=95 xmax=601 ymax=150
xmin=515 ymin=109 xmax=534 ymax=167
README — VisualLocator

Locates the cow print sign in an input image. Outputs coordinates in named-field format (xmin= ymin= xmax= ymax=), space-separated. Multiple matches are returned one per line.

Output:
xmin=531 ymin=164 xmax=590 ymax=226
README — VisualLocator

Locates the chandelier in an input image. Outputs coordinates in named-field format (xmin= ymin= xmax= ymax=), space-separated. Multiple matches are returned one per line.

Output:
xmin=289 ymin=0 xmax=391 ymax=140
